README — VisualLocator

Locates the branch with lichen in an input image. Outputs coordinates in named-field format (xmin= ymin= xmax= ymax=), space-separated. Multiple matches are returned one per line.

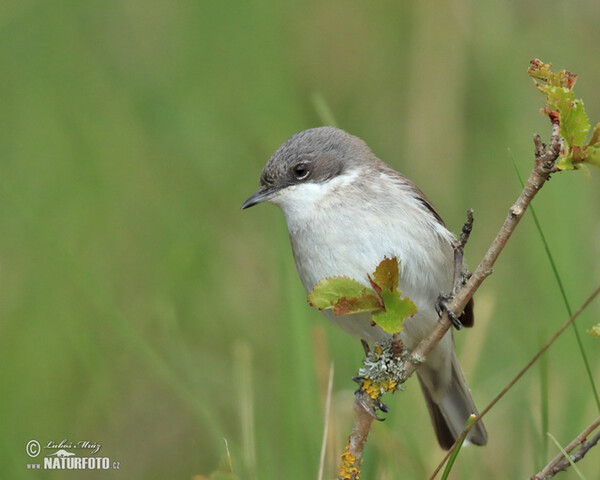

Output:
xmin=336 ymin=59 xmax=600 ymax=478
xmin=339 ymin=335 xmax=409 ymax=480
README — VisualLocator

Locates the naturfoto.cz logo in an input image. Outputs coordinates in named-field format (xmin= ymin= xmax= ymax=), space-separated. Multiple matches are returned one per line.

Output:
xmin=26 ymin=439 xmax=121 ymax=471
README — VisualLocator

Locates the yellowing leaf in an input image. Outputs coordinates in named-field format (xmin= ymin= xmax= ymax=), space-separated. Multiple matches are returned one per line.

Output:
xmin=372 ymin=257 xmax=400 ymax=292
xmin=308 ymin=277 xmax=368 ymax=308
xmin=528 ymin=59 xmax=577 ymax=89
xmin=332 ymin=293 xmax=382 ymax=315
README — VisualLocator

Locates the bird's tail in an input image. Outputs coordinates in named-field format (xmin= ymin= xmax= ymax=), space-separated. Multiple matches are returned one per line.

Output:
xmin=417 ymin=352 xmax=488 ymax=450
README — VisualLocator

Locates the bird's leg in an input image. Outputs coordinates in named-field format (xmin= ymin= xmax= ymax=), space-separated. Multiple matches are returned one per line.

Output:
xmin=452 ymin=209 xmax=474 ymax=294
xmin=436 ymin=209 xmax=475 ymax=330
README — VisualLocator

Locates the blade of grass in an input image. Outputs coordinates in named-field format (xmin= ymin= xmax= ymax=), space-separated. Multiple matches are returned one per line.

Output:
xmin=317 ymin=362 xmax=334 ymax=480
xmin=539 ymin=329 xmax=549 ymax=464
xmin=510 ymin=150 xmax=600 ymax=413
xmin=440 ymin=415 xmax=476 ymax=480
xmin=547 ymin=432 xmax=587 ymax=480
xmin=234 ymin=342 xmax=257 ymax=480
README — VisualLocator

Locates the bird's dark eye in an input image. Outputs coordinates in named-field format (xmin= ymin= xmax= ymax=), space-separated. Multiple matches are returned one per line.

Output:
xmin=293 ymin=163 xmax=309 ymax=180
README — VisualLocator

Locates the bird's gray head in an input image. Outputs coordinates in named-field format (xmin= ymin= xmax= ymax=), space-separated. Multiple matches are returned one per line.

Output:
xmin=241 ymin=126 xmax=374 ymax=209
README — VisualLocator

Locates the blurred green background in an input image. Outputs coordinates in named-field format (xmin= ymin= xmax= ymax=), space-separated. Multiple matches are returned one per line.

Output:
xmin=1 ymin=0 xmax=599 ymax=478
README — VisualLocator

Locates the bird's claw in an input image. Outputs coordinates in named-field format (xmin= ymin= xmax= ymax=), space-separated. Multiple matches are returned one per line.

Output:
xmin=354 ymin=388 xmax=387 ymax=421
xmin=360 ymin=339 xmax=370 ymax=356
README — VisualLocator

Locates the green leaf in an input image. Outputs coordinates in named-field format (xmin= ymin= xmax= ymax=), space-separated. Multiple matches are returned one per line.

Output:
xmin=561 ymin=99 xmax=590 ymax=146
xmin=372 ymin=291 xmax=417 ymax=334
xmin=308 ymin=277 xmax=382 ymax=315
xmin=528 ymin=60 xmax=600 ymax=170
xmin=539 ymin=85 xmax=591 ymax=148
xmin=369 ymin=257 xmax=417 ymax=333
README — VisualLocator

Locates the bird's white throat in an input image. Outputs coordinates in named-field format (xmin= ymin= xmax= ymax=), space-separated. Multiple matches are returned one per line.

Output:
xmin=267 ymin=168 xmax=361 ymax=225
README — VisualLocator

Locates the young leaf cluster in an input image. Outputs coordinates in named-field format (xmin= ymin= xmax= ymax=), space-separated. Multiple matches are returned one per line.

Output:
xmin=307 ymin=257 xmax=417 ymax=334
xmin=528 ymin=59 xmax=600 ymax=170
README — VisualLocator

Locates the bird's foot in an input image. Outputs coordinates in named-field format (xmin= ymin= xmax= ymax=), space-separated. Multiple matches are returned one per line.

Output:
xmin=435 ymin=293 xmax=463 ymax=330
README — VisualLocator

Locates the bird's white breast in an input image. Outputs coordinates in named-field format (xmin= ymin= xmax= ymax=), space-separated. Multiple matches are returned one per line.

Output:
xmin=269 ymin=168 xmax=456 ymax=344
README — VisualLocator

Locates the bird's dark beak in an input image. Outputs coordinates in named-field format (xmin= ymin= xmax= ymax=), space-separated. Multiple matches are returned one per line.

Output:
xmin=241 ymin=186 xmax=275 ymax=209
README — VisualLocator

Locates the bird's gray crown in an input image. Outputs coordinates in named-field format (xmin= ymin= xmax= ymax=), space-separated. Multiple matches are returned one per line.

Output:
xmin=259 ymin=126 xmax=375 ymax=190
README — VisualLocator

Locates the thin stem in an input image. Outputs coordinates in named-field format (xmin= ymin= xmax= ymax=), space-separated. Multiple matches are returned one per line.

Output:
xmin=511 ymin=152 xmax=600 ymax=412
xmin=533 ymin=417 xmax=600 ymax=479
xmin=546 ymin=433 xmax=586 ymax=480
xmin=428 ymin=285 xmax=600 ymax=480
xmin=441 ymin=415 xmax=475 ymax=480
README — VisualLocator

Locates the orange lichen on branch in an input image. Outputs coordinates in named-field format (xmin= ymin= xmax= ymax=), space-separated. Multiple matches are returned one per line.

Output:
xmin=361 ymin=378 xmax=397 ymax=400
xmin=339 ymin=444 xmax=360 ymax=480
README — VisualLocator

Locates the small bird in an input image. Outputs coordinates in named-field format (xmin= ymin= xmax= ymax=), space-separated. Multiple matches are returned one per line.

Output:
xmin=242 ymin=126 xmax=487 ymax=449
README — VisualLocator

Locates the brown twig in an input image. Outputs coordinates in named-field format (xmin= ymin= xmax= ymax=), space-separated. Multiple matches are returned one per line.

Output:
xmin=407 ymin=125 xmax=560 ymax=373
xmin=341 ymin=126 xmax=561 ymax=476
xmin=339 ymin=392 xmax=378 ymax=480
xmin=428 ymin=284 xmax=600 ymax=480
xmin=531 ymin=416 xmax=600 ymax=479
